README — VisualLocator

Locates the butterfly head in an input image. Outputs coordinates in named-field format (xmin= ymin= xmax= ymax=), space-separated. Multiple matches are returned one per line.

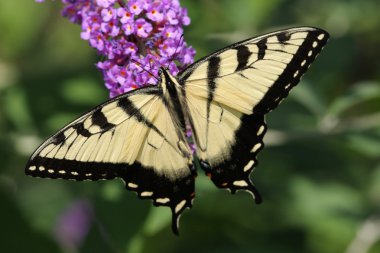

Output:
xmin=158 ymin=67 xmax=181 ymax=91
xmin=158 ymin=66 xmax=169 ymax=77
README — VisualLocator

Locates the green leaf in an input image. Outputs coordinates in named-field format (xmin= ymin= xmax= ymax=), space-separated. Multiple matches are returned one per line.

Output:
xmin=61 ymin=76 xmax=106 ymax=106
xmin=368 ymin=165 xmax=380 ymax=205
xmin=142 ymin=206 xmax=172 ymax=236
xmin=3 ymin=86 xmax=34 ymax=132
xmin=291 ymin=80 xmax=326 ymax=115
xmin=346 ymin=133 xmax=380 ymax=158
xmin=327 ymin=82 xmax=380 ymax=117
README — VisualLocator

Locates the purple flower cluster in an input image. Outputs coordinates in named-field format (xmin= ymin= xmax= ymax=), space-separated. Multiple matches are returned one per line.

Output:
xmin=53 ymin=200 xmax=93 ymax=251
xmin=38 ymin=0 xmax=196 ymax=97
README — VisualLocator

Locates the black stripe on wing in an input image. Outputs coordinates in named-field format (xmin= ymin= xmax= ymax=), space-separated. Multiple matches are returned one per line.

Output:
xmin=235 ymin=45 xmax=251 ymax=72
xmin=26 ymin=156 xmax=196 ymax=234
xmin=118 ymin=96 xmax=165 ymax=137
xmin=257 ymin=38 xmax=267 ymax=60
xmin=92 ymin=109 xmax=115 ymax=131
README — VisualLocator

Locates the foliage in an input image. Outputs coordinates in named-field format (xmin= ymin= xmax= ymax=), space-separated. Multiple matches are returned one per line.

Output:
xmin=0 ymin=0 xmax=379 ymax=252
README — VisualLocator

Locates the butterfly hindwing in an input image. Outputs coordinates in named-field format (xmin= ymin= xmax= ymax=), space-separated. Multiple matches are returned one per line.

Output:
xmin=180 ymin=27 xmax=329 ymax=197
xmin=25 ymin=86 xmax=195 ymax=234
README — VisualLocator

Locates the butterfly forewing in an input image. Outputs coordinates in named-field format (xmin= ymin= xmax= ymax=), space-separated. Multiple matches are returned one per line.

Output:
xmin=180 ymin=27 xmax=329 ymax=197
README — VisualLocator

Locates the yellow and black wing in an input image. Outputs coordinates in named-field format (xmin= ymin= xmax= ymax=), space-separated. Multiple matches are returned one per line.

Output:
xmin=179 ymin=27 xmax=329 ymax=199
xmin=25 ymin=86 xmax=195 ymax=234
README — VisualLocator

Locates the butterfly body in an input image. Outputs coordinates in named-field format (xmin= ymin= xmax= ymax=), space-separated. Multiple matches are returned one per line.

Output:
xmin=159 ymin=69 xmax=190 ymax=152
xmin=25 ymin=27 xmax=329 ymax=234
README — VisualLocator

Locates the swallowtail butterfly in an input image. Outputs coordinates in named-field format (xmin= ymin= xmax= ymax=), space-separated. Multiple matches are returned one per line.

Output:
xmin=26 ymin=27 xmax=329 ymax=234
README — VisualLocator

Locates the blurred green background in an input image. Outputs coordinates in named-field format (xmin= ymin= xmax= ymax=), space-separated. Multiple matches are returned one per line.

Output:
xmin=1 ymin=0 xmax=380 ymax=252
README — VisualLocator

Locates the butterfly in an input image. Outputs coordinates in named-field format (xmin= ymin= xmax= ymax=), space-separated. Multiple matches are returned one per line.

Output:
xmin=25 ymin=27 xmax=329 ymax=234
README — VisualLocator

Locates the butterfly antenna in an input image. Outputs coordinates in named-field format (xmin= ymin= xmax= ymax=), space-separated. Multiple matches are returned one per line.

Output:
xmin=161 ymin=34 xmax=184 ymax=72
xmin=130 ymin=58 xmax=159 ymax=82
xmin=173 ymin=34 xmax=184 ymax=59
xmin=148 ymin=56 xmax=154 ymax=71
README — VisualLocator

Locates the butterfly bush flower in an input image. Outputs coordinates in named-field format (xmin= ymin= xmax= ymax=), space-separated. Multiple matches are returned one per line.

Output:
xmin=53 ymin=200 xmax=93 ymax=251
xmin=37 ymin=0 xmax=196 ymax=98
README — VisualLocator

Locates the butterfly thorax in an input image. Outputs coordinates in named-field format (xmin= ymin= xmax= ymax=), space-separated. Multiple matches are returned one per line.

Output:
xmin=159 ymin=68 xmax=192 ymax=157
xmin=159 ymin=68 xmax=183 ymax=101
